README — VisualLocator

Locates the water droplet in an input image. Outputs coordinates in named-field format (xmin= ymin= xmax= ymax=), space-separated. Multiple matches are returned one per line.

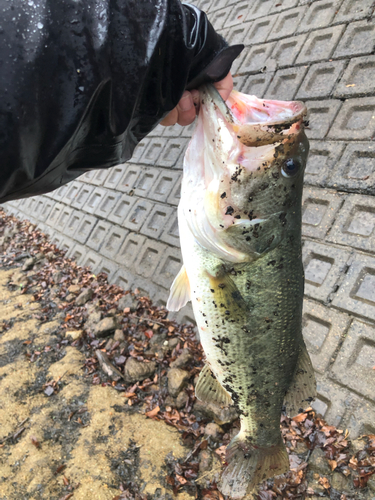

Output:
xmin=37 ymin=22 xmax=43 ymax=29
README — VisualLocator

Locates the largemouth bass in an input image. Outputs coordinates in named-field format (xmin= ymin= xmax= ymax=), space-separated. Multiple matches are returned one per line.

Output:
xmin=167 ymin=86 xmax=316 ymax=498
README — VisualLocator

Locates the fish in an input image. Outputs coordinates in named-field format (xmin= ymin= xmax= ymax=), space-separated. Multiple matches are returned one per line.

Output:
xmin=167 ymin=85 xmax=316 ymax=498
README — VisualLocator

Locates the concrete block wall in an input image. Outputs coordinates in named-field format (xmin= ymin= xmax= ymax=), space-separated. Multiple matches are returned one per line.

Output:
xmin=4 ymin=0 xmax=375 ymax=436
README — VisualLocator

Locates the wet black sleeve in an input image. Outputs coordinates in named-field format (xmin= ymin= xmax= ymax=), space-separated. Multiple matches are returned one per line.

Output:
xmin=0 ymin=0 xmax=243 ymax=203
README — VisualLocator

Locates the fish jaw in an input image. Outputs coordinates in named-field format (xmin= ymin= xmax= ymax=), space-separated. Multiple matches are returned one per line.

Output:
xmin=179 ymin=85 xmax=309 ymax=262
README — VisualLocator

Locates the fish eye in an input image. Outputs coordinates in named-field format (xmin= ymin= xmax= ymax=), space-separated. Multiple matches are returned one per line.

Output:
xmin=281 ymin=159 xmax=300 ymax=178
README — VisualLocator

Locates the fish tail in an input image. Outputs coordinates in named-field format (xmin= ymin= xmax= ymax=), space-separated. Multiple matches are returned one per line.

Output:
xmin=219 ymin=433 xmax=289 ymax=499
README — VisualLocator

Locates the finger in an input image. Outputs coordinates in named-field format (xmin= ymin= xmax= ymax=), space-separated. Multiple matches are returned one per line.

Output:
xmin=177 ymin=105 xmax=196 ymax=126
xmin=160 ymin=107 xmax=178 ymax=127
xmin=214 ymin=72 xmax=233 ymax=102
xmin=176 ymin=91 xmax=196 ymax=126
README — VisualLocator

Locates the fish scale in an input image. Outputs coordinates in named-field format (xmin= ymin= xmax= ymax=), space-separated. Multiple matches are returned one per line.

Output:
xmin=167 ymin=85 xmax=316 ymax=498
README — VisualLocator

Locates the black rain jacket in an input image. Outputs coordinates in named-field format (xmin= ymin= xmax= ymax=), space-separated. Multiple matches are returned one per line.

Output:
xmin=0 ymin=0 xmax=243 ymax=203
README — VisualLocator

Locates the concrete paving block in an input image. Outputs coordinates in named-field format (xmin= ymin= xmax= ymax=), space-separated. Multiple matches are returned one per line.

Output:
xmin=303 ymin=298 xmax=351 ymax=374
xmin=158 ymin=139 xmax=188 ymax=168
xmin=302 ymin=187 xmax=345 ymax=239
xmin=264 ymin=66 xmax=308 ymax=101
xmin=140 ymin=138 xmax=167 ymax=166
xmin=116 ymin=164 xmax=141 ymax=193
xmin=46 ymin=202 xmax=64 ymax=227
xmin=180 ymin=119 xmax=197 ymax=138
xmin=148 ymin=170 xmax=180 ymax=203
xmin=327 ymin=142 xmax=375 ymax=195
xmin=129 ymin=138 xmax=149 ymax=163
xmin=103 ymin=164 xmax=127 ymax=189
xmin=199 ymin=0 xmax=213 ymax=12
xmin=35 ymin=197 xmax=54 ymax=222
xmin=305 ymin=99 xmax=342 ymax=139
xmin=147 ymin=124 xmax=165 ymax=138
xmin=230 ymin=50 xmax=247 ymax=76
xmin=70 ymin=184 xmax=95 ymax=210
xmin=133 ymin=167 xmax=161 ymax=198
xmin=171 ymin=303 xmax=197 ymax=328
xmin=224 ymin=1 xmax=251 ymax=28
xmin=328 ymin=97 xmax=375 ymax=141
xmin=107 ymin=193 xmax=136 ymax=225
xmin=94 ymin=190 xmax=121 ymax=219
xmin=242 ymin=72 xmax=275 ymax=98
xmin=268 ymin=34 xmax=307 ymax=69
xmin=298 ymin=0 xmax=342 ymax=31
xmin=153 ymin=289 xmax=169 ymax=309
xmin=50 ymin=232 xmax=64 ymax=250
xmin=74 ymin=214 xmax=97 ymax=244
xmin=296 ymin=25 xmax=346 ymax=64
xmin=297 ymin=60 xmax=346 ymax=99
xmin=327 ymin=194 xmax=375 ymax=253
xmin=244 ymin=15 xmax=278 ymax=44
xmin=112 ymin=268 xmax=135 ymax=292
xmin=100 ymin=226 xmax=128 ymax=260
xmin=305 ymin=140 xmax=346 ymax=186
xmin=166 ymin=174 xmax=182 ymax=206
xmin=210 ymin=6 xmax=231 ymax=30
xmin=302 ymin=240 xmax=351 ymax=302
xmin=123 ymin=198 xmax=154 ymax=232
xmin=97 ymin=257 xmax=118 ymax=282
xmin=161 ymin=123 xmax=183 ymax=138
xmin=88 ymin=168 xmax=109 ymax=187
xmin=268 ymin=6 xmax=307 ymax=40
xmin=134 ymin=239 xmax=167 ymax=279
xmin=62 ymin=180 xmax=81 ymax=205
xmin=334 ymin=55 xmax=375 ymax=98
xmin=132 ymin=276 xmax=160 ymax=301
xmin=86 ymin=220 xmax=111 ymax=252
xmin=64 ymin=210 xmax=84 ymax=240
xmin=311 ymin=373 xmax=353 ymax=429
xmin=238 ymin=42 xmax=275 ymax=74
xmin=160 ymin=213 xmax=180 ymax=247
xmin=81 ymin=251 xmax=103 ymax=273
xmin=79 ymin=170 xmax=96 ymax=184
xmin=331 ymin=320 xmax=375 ymax=402
xmin=67 ymin=243 xmax=86 ymax=265
xmin=114 ymin=233 xmax=147 ymax=267
xmin=224 ymin=21 xmax=252 ymax=46
xmin=58 ymin=236 xmax=76 ymax=257
xmin=245 ymin=0 xmax=274 ymax=20
xmin=334 ymin=0 xmax=374 ymax=22
xmin=332 ymin=253 xmax=375 ymax=322
xmin=86 ymin=187 xmax=106 ymax=214
xmin=339 ymin=395 xmax=375 ymax=437
xmin=333 ymin=20 xmax=375 ymax=59
xmin=269 ymin=0 xmax=299 ymax=13
xmin=52 ymin=184 xmax=69 ymax=202
xmin=153 ymin=246 xmax=183 ymax=289
xmin=140 ymin=204 xmax=175 ymax=239
xmin=56 ymin=205 xmax=73 ymax=232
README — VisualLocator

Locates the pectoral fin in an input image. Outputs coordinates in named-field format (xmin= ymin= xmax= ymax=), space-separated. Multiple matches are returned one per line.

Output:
xmin=195 ymin=364 xmax=232 ymax=407
xmin=166 ymin=265 xmax=191 ymax=312
xmin=283 ymin=341 xmax=316 ymax=416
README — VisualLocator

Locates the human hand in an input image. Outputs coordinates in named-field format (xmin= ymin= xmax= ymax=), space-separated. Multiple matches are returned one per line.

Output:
xmin=160 ymin=72 xmax=233 ymax=127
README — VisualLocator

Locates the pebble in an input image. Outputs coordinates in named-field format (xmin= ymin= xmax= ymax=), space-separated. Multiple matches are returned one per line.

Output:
xmin=68 ymin=284 xmax=81 ymax=294
xmin=114 ymin=329 xmax=126 ymax=342
xmin=204 ymin=422 xmax=223 ymax=441
xmin=75 ymin=288 xmax=93 ymax=306
xmin=176 ymin=390 xmax=189 ymax=409
xmin=170 ymin=348 xmax=192 ymax=369
xmin=118 ymin=294 xmax=138 ymax=313
xmin=65 ymin=330 xmax=83 ymax=341
xmin=308 ymin=447 xmax=332 ymax=476
xmin=94 ymin=317 xmax=118 ymax=338
xmin=124 ymin=358 xmax=157 ymax=383
xmin=167 ymin=368 xmax=190 ymax=397
xmin=193 ymin=400 xmax=238 ymax=426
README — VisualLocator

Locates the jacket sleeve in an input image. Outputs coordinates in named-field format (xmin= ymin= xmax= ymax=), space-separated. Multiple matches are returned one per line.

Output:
xmin=0 ymin=0 xmax=243 ymax=203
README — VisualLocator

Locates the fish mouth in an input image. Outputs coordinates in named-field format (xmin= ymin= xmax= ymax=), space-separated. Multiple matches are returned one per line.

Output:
xmin=202 ymin=85 xmax=308 ymax=148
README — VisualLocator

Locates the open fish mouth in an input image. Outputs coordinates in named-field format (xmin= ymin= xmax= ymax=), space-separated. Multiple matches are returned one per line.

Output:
xmin=201 ymin=85 xmax=308 ymax=148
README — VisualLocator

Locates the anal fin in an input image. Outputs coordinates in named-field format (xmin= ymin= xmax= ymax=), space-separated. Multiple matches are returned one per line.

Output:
xmin=166 ymin=265 xmax=190 ymax=312
xmin=195 ymin=364 xmax=232 ymax=407
xmin=283 ymin=340 xmax=317 ymax=416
